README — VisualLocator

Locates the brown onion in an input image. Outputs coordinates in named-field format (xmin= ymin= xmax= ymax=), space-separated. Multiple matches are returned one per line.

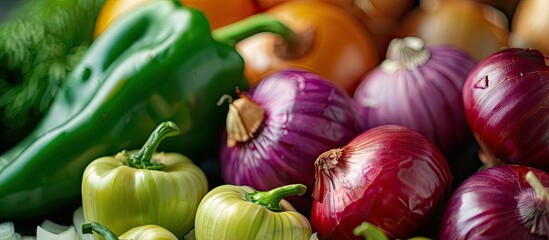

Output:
xmin=399 ymin=0 xmax=509 ymax=62
xmin=511 ymin=0 xmax=549 ymax=54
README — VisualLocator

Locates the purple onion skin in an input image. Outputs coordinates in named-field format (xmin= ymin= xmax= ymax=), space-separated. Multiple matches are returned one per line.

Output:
xmin=462 ymin=48 xmax=549 ymax=170
xmin=220 ymin=69 xmax=362 ymax=213
xmin=354 ymin=45 xmax=476 ymax=154
xmin=440 ymin=165 xmax=549 ymax=240
xmin=311 ymin=125 xmax=452 ymax=240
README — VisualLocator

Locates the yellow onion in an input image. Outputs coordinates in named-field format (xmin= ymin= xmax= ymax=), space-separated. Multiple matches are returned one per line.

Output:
xmin=399 ymin=0 xmax=509 ymax=62
xmin=511 ymin=0 xmax=549 ymax=54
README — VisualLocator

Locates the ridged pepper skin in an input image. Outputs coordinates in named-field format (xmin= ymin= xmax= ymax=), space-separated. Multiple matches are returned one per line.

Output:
xmin=194 ymin=184 xmax=312 ymax=240
xmin=82 ymin=222 xmax=178 ymax=240
xmin=0 ymin=0 xmax=245 ymax=219
xmin=82 ymin=121 xmax=208 ymax=239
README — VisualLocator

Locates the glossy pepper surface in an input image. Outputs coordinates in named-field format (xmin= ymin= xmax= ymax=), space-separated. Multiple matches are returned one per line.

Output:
xmin=194 ymin=184 xmax=312 ymax=240
xmin=82 ymin=121 xmax=208 ymax=239
xmin=82 ymin=221 xmax=178 ymax=240
xmin=0 ymin=0 xmax=246 ymax=219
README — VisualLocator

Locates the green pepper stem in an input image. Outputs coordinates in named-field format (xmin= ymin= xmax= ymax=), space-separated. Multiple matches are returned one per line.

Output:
xmin=127 ymin=121 xmax=180 ymax=170
xmin=81 ymin=222 xmax=118 ymax=240
xmin=212 ymin=13 xmax=298 ymax=48
xmin=245 ymin=184 xmax=306 ymax=212
xmin=353 ymin=222 xmax=389 ymax=240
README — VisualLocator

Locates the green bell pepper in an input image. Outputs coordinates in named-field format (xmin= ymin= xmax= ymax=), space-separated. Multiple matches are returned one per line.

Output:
xmin=0 ymin=0 xmax=303 ymax=219
xmin=194 ymin=183 xmax=312 ymax=240
xmin=82 ymin=121 xmax=207 ymax=239
xmin=0 ymin=0 xmax=246 ymax=219
xmin=82 ymin=221 xmax=178 ymax=240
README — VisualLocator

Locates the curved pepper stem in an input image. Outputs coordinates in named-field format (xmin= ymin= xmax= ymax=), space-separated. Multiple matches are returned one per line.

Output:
xmin=82 ymin=222 xmax=118 ymax=240
xmin=213 ymin=13 xmax=299 ymax=49
xmin=246 ymin=184 xmax=306 ymax=212
xmin=127 ymin=121 xmax=180 ymax=170
xmin=353 ymin=222 xmax=389 ymax=240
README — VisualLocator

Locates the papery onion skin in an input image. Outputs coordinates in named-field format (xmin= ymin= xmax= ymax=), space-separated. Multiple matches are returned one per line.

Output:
xmin=440 ymin=165 xmax=549 ymax=240
xmin=311 ymin=125 xmax=452 ymax=239
xmin=462 ymin=48 xmax=549 ymax=170
xmin=220 ymin=69 xmax=362 ymax=213
xmin=354 ymin=41 xmax=476 ymax=154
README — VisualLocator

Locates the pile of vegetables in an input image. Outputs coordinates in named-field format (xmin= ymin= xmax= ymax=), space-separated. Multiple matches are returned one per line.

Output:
xmin=0 ymin=0 xmax=548 ymax=239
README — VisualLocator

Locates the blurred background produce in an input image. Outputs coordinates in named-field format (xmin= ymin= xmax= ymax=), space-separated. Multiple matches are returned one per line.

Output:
xmin=511 ymin=0 xmax=549 ymax=53
xmin=398 ymin=0 xmax=510 ymax=62
xmin=0 ymin=0 xmax=104 ymax=154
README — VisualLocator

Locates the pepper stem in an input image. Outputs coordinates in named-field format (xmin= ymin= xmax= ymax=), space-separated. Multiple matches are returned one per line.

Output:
xmin=381 ymin=37 xmax=430 ymax=72
xmin=246 ymin=184 xmax=307 ymax=212
xmin=81 ymin=222 xmax=118 ymax=240
xmin=353 ymin=222 xmax=389 ymax=240
xmin=213 ymin=13 xmax=297 ymax=46
xmin=127 ymin=121 xmax=180 ymax=170
xmin=213 ymin=13 xmax=310 ymax=59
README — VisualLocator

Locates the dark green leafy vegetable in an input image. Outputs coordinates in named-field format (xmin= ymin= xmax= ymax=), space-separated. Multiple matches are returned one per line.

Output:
xmin=0 ymin=0 xmax=105 ymax=152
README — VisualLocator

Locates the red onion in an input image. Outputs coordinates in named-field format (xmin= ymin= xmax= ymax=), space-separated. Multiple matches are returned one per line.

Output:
xmin=218 ymin=69 xmax=362 ymax=213
xmin=311 ymin=125 xmax=452 ymax=239
xmin=462 ymin=48 xmax=549 ymax=170
xmin=440 ymin=165 xmax=549 ymax=239
xmin=353 ymin=37 xmax=476 ymax=153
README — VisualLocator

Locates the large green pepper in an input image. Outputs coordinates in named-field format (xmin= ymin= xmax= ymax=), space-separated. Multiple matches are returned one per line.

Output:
xmin=82 ymin=121 xmax=207 ymax=239
xmin=0 ymin=0 xmax=248 ymax=219
xmin=194 ymin=183 xmax=312 ymax=240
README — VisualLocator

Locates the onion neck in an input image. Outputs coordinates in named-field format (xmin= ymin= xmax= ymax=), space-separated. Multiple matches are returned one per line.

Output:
xmin=81 ymin=222 xmax=118 ymax=240
xmin=316 ymin=148 xmax=343 ymax=173
xmin=217 ymin=91 xmax=265 ymax=147
xmin=245 ymin=184 xmax=307 ymax=212
xmin=126 ymin=121 xmax=180 ymax=170
xmin=312 ymin=148 xmax=343 ymax=201
xmin=518 ymin=171 xmax=549 ymax=236
xmin=381 ymin=37 xmax=430 ymax=73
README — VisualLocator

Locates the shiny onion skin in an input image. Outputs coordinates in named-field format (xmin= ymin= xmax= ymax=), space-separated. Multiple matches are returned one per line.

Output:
xmin=440 ymin=165 xmax=549 ymax=240
xmin=311 ymin=125 xmax=452 ymax=239
xmin=220 ymin=69 xmax=362 ymax=213
xmin=353 ymin=37 xmax=476 ymax=154
xmin=462 ymin=48 xmax=549 ymax=170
